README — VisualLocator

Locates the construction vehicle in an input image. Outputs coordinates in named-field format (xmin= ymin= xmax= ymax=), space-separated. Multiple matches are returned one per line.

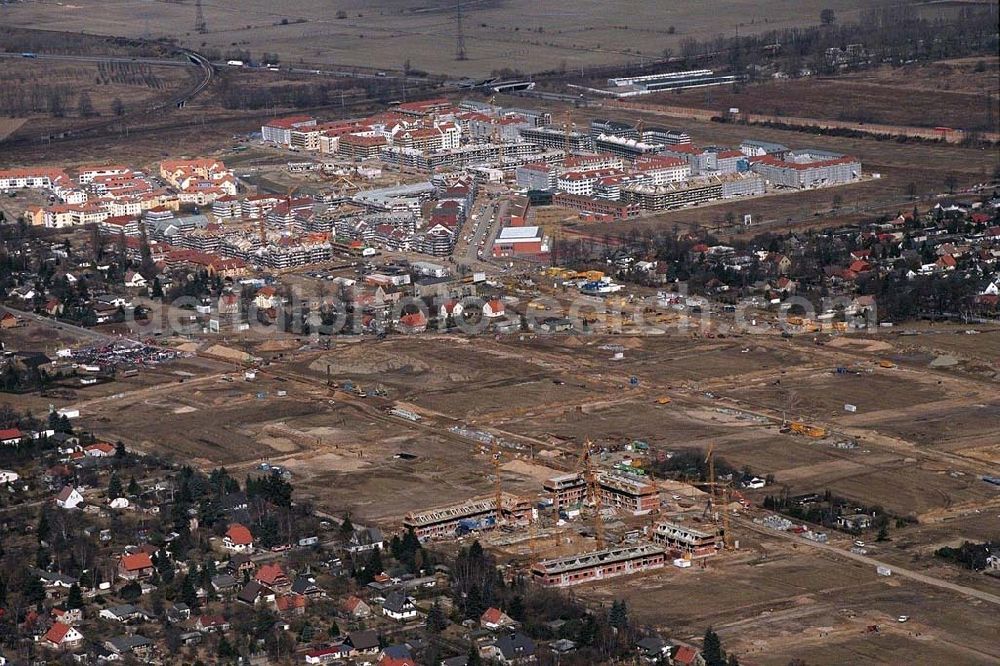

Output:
xmin=878 ymin=359 xmax=897 ymax=369
xmin=789 ymin=421 xmax=827 ymax=438
xmin=655 ymin=396 xmax=672 ymax=405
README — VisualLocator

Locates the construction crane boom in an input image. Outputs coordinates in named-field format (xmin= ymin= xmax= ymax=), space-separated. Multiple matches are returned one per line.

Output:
xmin=492 ymin=446 xmax=505 ymax=526
xmin=582 ymin=441 xmax=604 ymax=549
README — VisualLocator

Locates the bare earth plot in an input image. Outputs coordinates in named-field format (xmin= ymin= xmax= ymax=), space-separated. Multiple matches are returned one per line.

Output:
xmin=35 ymin=318 xmax=998 ymax=664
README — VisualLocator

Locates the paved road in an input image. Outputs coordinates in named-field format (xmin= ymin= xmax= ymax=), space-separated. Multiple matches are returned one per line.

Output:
xmin=739 ymin=518 xmax=1000 ymax=607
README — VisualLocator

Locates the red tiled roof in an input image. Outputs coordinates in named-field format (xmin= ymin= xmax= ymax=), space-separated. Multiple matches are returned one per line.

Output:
xmin=120 ymin=552 xmax=153 ymax=571
xmin=256 ymin=563 xmax=287 ymax=586
xmin=44 ymin=622 xmax=72 ymax=644
xmin=481 ymin=607 xmax=504 ymax=624
xmin=226 ymin=523 xmax=253 ymax=546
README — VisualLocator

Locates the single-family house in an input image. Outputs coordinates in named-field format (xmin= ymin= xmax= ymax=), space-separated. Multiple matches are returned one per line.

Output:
xmin=42 ymin=622 xmax=84 ymax=651
xmin=124 ymin=271 xmax=148 ymax=289
xmin=223 ymin=523 xmax=254 ymax=553
xmin=117 ymin=552 xmax=155 ymax=580
xmin=0 ymin=428 xmax=24 ymax=446
xmin=636 ymin=636 xmax=671 ymax=662
xmin=50 ymin=607 xmax=83 ymax=625
xmin=672 ymin=645 xmax=705 ymax=666
xmin=485 ymin=631 xmax=536 ymax=665
xmin=255 ymin=562 xmax=291 ymax=592
xmin=481 ymin=607 xmax=516 ymax=630
xmin=382 ymin=591 xmax=417 ymax=621
xmin=196 ymin=615 xmax=230 ymax=632
xmin=345 ymin=629 xmax=381 ymax=658
xmin=105 ymin=634 xmax=154 ymax=658
xmin=99 ymin=604 xmax=149 ymax=624
xmin=55 ymin=486 xmax=84 ymax=509
xmin=343 ymin=595 xmax=372 ymax=619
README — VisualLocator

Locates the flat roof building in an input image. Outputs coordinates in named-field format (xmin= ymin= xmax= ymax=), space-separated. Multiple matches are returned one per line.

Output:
xmin=543 ymin=473 xmax=588 ymax=510
xmin=598 ymin=471 xmax=660 ymax=515
xmin=531 ymin=544 xmax=666 ymax=587
xmin=651 ymin=520 xmax=718 ymax=558
xmin=404 ymin=493 xmax=533 ymax=541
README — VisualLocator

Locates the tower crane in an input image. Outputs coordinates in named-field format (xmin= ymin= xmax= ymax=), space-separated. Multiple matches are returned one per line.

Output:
xmin=581 ymin=440 xmax=605 ymax=549
xmin=703 ymin=444 xmax=733 ymax=551
xmin=491 ymin=443 xmax=505 ymax=527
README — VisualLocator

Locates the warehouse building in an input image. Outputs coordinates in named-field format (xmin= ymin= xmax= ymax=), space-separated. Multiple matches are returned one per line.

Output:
xmin=531 ymin=544 xmax=666 ymax=587
xmin=492 ymin=225 xmax=549 ymax=258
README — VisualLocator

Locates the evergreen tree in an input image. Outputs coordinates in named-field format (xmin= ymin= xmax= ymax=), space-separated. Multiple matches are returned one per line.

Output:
xmin=66 ymin=583 xmax=83 ymax=609
xmin=426 ymin=599 xmax=448 ymax=634
xmin=466 ymin=643 xmax=482 ymax=666
xmin=181 ymin=573 xmax=199 ymax=609
xmin=107 ymin=472 xmax=123 ymax=498
xmin=465 ymin=584 xmax=485 ymax=620
xmin=508 ymin=595 xmax=525 ymax=622
xmin=609 ymin=599 xmax=629 ymax=629
xmin=339 ymin=514 xmax=354 ymax=539
xmin=128 ymin=476 xmax=140 ymax=496
xmin=329 ymin=620 xmax=340 ymax=638
xmin=36 ymin=509 xmax=50 ymax=543
xmin=703 ymin=627 xmax=725 ymax=666
xmin=727 ymin=654 xmax=741 ymax=666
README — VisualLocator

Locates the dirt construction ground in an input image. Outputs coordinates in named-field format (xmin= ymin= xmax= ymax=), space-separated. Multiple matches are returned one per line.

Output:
xmin=16 ymin=309 xmax=992 ymax=664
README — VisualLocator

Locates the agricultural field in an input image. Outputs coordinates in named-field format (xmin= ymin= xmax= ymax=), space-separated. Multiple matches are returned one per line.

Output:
xmin=2 ymin=0 xmax=895 ymax=77
xmin=653 ymin=57 xmax=999 ymax=132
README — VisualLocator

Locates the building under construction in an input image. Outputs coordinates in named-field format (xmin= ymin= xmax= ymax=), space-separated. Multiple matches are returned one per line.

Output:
xmin=544 ymin=470 xmax=659 ymax=515
xmin=403 ymin=493 xmax=533 ymax=541
xmin=531 ymin=543 xmax=666 ymax=587
xmin=650 ymin=520 xmax=718 ymax=558
xmin=597 ymin=471 xmax=660 ymax=515
xmin=543 ymin=473 xmax=588 ymax=510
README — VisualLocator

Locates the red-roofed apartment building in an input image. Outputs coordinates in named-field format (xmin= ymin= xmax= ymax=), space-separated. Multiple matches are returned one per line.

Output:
xmin=261 ymin=115 xmax=317 ymax=146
